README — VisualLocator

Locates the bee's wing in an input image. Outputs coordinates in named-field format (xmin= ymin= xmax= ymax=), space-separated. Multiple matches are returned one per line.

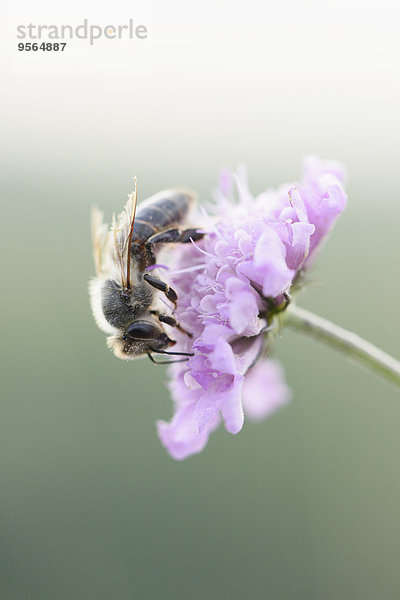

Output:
xmin=111 ymin=178 xmax=137 ymax=288
xmin=91 ymin=207 xmax=109 ymax=275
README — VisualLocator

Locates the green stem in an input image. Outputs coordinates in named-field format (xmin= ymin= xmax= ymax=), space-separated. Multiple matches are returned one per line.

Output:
xmin=285 ymin=305 xmax=400 ymax=390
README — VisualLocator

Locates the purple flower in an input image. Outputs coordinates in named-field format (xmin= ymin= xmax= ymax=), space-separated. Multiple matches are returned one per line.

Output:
xmin=157 ymin=157 xmax=347 ymax=460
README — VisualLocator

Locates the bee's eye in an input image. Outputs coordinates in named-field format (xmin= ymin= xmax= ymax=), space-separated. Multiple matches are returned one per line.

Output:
xmin=125 ymin=322 xmax=159 ymax=340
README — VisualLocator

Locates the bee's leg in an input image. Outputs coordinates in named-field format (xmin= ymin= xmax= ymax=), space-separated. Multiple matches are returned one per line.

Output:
xmin=150 ymin=310 xmax=193 ymax=338
xmin=145 ymin=227 xmax=204 ymax=247
xmin=143 ymin=273 xmax=178 ymax=308
xmin=140 ymin=229 xmax=204 ymax=269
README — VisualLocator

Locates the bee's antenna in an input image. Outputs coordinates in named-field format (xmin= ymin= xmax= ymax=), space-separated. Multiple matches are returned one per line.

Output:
xmin=147 ymin=353 xmax=190 ymax=365
xmin=150 ymin=349 xmax=194 ymax=357
xmin=126 ymin=176 xmax=138 ymax=289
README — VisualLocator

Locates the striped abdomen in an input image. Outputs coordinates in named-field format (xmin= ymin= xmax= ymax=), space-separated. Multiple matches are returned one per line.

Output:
xmin=131 ymin=190 xmax=196 ymax=244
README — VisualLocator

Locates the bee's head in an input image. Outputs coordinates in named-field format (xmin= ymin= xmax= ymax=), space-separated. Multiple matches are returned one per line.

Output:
xmin=107 ymin=320 xmax=176 ymax=360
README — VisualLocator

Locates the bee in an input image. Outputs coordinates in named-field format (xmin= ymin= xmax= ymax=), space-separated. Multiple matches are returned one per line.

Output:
xmin=89 ymin=178 xmax=203 ymax=364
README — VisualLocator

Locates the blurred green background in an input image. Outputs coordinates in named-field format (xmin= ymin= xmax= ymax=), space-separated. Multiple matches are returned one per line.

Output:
xmin=1 ymin=171 xmax=399 ymax=600
xmin=3 ymin=0 xmax=400 ymax=598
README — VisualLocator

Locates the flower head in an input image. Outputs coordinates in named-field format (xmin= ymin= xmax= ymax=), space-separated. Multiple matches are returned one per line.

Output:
xmin=157 ymin=157 xmax=347 ymax=459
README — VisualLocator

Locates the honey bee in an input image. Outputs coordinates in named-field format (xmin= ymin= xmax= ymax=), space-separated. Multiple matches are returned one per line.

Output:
xmin=89 ymin=178 xmax=203 ymax=363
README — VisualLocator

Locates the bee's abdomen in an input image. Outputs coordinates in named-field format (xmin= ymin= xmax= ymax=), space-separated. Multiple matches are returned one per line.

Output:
xmin=132 ymin=190 xmax=196 ymax=243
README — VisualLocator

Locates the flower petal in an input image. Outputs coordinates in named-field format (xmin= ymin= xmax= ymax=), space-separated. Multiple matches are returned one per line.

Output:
xmin=157 ymin=403 xmax=220 ymax=461
xmin=242 ymin=360 xmax=291 ymax=421
xmin=220 ymin=375 xmax=245 ymax=434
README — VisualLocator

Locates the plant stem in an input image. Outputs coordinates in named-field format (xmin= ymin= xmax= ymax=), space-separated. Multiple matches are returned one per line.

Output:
xmin=285 ymin=305 xmax=400 ymax=390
